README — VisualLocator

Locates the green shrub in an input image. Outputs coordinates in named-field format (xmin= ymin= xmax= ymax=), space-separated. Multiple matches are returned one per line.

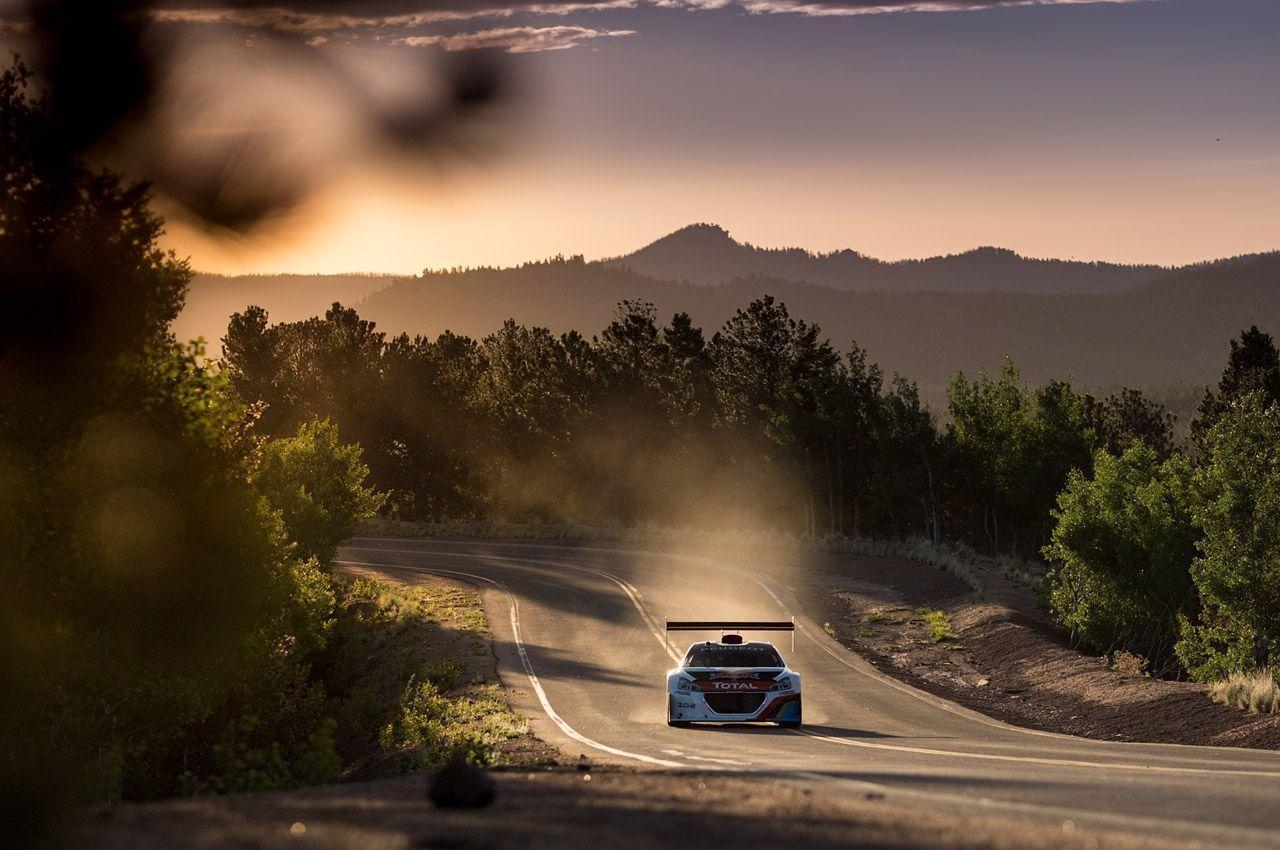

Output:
xmin=424 ymin=659 xmax=466 ymax=691
xmin=921 ymin=610 xmax=955 ymax=642
xmin=254 ymin=420 xmax=387 ymax=566
xmin=1176 ymin=615 xmax=1258 ymax=684
xmin=378 ymin=680 xmax=524 ymax=769
xmin=1043 ymin=445 xmax=1198 ymax=677
xmin=1177 ymin=396 xmax=1280 ymax=681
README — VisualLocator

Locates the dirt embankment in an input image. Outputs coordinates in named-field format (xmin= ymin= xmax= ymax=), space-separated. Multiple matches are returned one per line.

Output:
xmin=806 ymin=552 xmax=1280 ymax=749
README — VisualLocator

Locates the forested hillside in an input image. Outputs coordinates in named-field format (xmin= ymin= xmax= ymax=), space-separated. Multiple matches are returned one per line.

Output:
xmin=354 ymin=253 xmax=1280 ymax=396
xmin=171 ymin=231 xmax=1273 ymax=383
xmin=606 ymin=223 xmax=1166 ymax=293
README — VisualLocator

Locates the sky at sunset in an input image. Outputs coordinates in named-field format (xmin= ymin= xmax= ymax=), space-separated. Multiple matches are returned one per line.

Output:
xmin=6 ymin=0 xmax=1279 ymax=273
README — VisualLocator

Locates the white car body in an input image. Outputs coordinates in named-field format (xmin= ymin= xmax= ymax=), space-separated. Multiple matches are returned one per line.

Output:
xmin=666 ymin=638 xmax=802 ymax=726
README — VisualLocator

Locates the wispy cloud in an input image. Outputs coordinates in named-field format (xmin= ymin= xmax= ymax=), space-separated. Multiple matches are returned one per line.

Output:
xmin=150 ymin=2 xmax=640 ymax=31
xmin=145 ymin=0 xmax=1156 ymax=31
xmin=726 ymin=0 xmax=1154 ymax=16
xmin=0 ymin=0 xmax=1161 ymax=51
xmin=403 ymin=24 xmax=635 ymax=52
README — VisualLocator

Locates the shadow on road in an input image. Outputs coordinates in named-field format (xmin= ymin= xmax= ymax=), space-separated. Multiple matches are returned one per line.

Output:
xmin=815 ymin=770 xmax=1070 ymax=796
xmin=339 ymin=543 xmax=653 ymax=625
xmin=494 ymin=639 xmax=648 ymax=687
xmin=680 ymin=723 xmax=903 ymax=740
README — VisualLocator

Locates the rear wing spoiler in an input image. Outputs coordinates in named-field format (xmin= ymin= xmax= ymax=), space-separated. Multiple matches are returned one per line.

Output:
xmin=665 ymin=620 xmax=794 ymax=631
xmin=665 ymin=619 xmax=795 ymax=652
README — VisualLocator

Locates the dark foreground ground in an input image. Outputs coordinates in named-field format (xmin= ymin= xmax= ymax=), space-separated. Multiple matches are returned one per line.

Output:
xmin=71 ymin=764 xmax=1214 ymax=850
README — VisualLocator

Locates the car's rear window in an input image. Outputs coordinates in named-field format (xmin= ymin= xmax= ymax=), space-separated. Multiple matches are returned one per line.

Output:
xmin=684 ymin=644 xmax=784 ymax=668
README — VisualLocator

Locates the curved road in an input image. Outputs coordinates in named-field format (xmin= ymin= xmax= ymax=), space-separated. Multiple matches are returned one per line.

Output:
xmin=338 ymin=537 xmax=1280 ymax=847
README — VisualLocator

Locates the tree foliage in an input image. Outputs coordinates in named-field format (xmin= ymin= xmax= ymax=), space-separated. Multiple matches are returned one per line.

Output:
xmin=1177 ymin=395 xmax=1280 ymax=680
xmin=0 ymin=61 xmax=384 ymax=832
xmin=0 ymin=62 xmax=187 ymax=385
xmin=254 ymin=419 xmax=387 ymax=566
xmin=1044 ymin=329 xmax=1280 ymax=682
xmin=1044 ymin=445 xmax=1198 ymax=674
xmin=224 ymin=296 xmax=946 ymax=539
xmin=1083 ymin=388 xmax=1175 ymax=460
xmin=1191 ymin=325 xmax=1280 ymax=453
xmin=944 ymin=363 xmax=1094 ymax=557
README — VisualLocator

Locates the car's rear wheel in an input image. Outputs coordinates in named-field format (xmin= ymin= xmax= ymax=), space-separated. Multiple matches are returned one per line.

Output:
xmin=777 ymin=719 xmax=801 ymax=728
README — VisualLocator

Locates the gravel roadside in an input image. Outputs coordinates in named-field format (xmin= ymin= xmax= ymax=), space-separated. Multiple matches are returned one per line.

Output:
xmin=805 ymin=551 xmax=1280 ymax=749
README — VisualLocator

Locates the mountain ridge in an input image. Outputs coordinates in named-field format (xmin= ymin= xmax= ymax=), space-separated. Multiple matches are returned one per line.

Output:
xmin=601 ymin=222 xmax=1168 ymax=294
xmin=171 ymin=229 xmax=1280 ymax=397
xmin=352 ymin=250 xmax=1280 ymax=396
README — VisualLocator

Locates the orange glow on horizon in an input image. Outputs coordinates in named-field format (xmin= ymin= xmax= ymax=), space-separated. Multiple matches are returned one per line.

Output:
xmin=164 ymin=150 xmax=1280 ymax=276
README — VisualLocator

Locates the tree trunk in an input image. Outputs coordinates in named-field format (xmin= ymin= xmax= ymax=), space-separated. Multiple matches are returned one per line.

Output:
xmin=924 ymin=456 xmax=941 ymax=546
xmin=837 ymin=446 xmax=846 ymax=537
xmin=826 ymin=445 xmax=837 ymax=536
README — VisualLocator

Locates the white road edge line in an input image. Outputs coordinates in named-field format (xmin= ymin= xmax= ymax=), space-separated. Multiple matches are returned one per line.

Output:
xmin=515 ymin=558 xmax=682 ymax=663
xmin=684 ymin=755 xmax=752 ymax=766
xmin=336 ymin=559 xmax=687 ymax=770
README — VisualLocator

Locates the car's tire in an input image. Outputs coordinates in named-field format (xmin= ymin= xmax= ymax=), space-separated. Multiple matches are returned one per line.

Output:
xmin=667 ymin=718 xmax=691 ymax=727
xmin=777 ymin=704 xmax=802 ymax=728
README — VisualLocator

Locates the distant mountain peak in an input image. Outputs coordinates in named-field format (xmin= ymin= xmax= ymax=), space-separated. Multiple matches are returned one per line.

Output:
xmin=607 ymin=226 xmax=1164 ymax=294
xmin=672 ymin=221 xmax=732 ymax=236
xmin=645 ymin=222 xmax=738 ymax=248
xmin=963 ymin=246 xmax=1019 ymax=258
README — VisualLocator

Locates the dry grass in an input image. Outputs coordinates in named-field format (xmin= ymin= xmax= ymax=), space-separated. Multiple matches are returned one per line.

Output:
xmin=1110 ymin=650 xmax=1149 ymax=678
xmin=1209 ymin=669 xmax=1280 ymax=714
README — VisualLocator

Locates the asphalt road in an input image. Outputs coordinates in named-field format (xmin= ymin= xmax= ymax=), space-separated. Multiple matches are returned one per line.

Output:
xmin=337 ymin=537 xmax=1280 ymax=847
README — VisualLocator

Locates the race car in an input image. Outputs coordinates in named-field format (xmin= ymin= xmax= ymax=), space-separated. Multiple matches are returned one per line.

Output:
xmin=665 ymin=620 xmax=801 ymax=727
